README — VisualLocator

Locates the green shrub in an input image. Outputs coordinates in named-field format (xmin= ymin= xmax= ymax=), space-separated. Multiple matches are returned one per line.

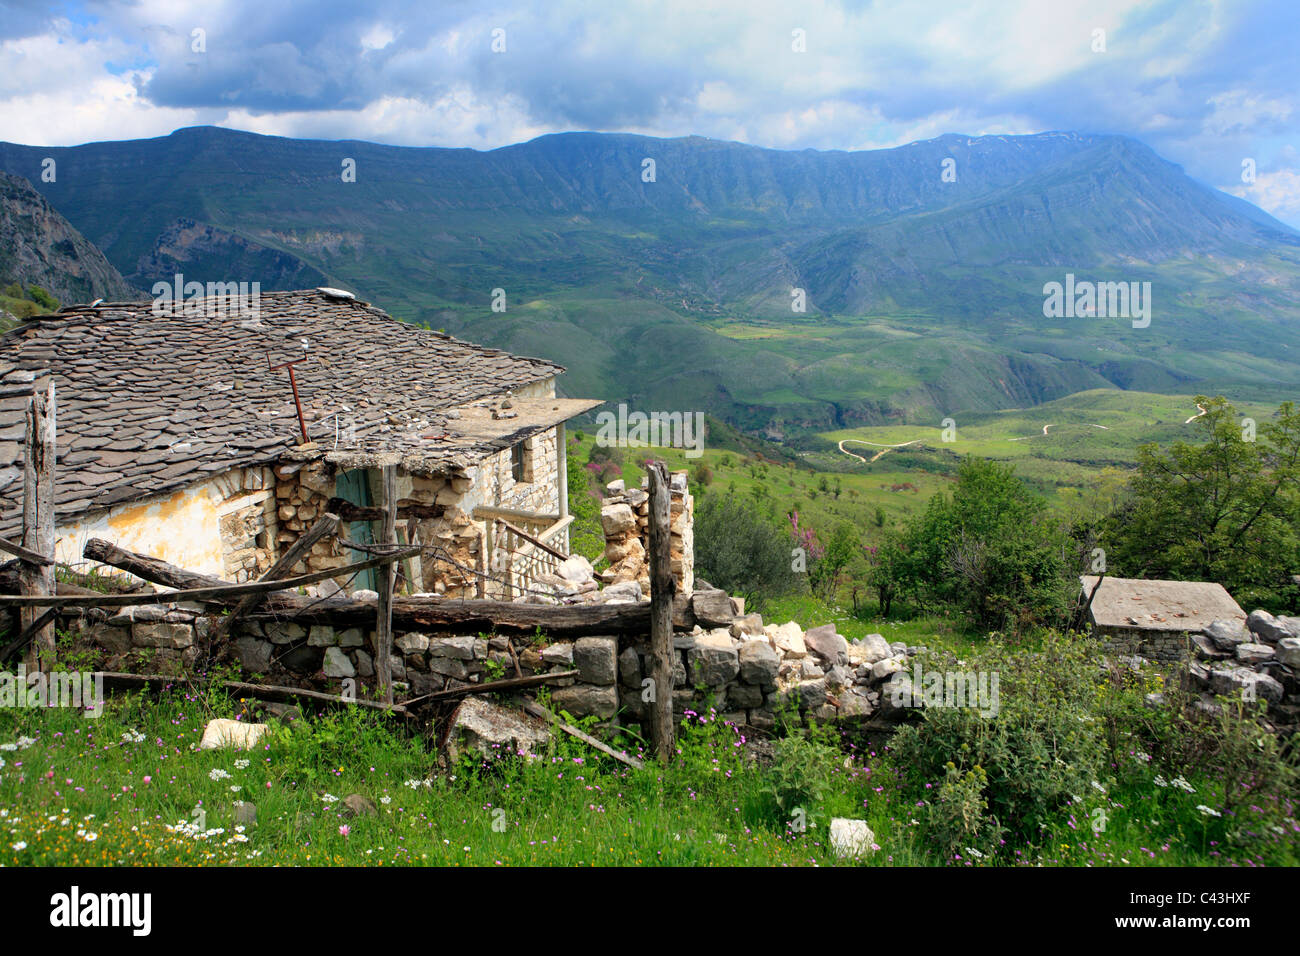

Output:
xmin=891 ymin=635 xmax=1108 ymax=844
xmin=926 ymin=763 xmax=1006 ymax=863
xmin=760 ymin=725 xmax=843 ymax=829
xmin=26 ymin=285 xmax=58 ymax=311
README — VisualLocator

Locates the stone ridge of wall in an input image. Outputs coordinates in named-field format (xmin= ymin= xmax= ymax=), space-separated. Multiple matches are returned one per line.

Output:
xmin=70 ymin=591 xmax=927 ymax=733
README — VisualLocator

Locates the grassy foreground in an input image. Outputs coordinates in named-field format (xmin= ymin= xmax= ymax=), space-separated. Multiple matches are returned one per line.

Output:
xmin=2 ymin=663 xmax=1295 ymax=867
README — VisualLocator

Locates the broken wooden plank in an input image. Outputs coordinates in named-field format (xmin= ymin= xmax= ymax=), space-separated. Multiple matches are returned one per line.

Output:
xmin=523 ymin=699 xmax=644 ymax=770
xmin=376 ymin=464 xmax=397 ymax=706
xmin=324 ymin=496 xmax=444 ymax=523
xmin=210 ymin=513 xmax=342 ymax=641
xmin=399 ymin=669 xmax=580 ymax=707
xmin=495 ymin=518 xmax=569 ymax=562
xmin=76 ymin=538 xmax=699 ymax=635
xmin=0 ymin=560 xmax=123 ymax=598
xmin=0 ymin=606 xmax=58 ymax=664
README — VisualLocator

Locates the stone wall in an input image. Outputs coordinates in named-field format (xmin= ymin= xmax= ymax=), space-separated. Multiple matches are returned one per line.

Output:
xmin=599 ymin=471 xmax=694 ymax=596
xmin=1096 ymin=626 xmax=1191 ymax=663
xmin=72 ymin=587 xmax=920 ymax=735
xmin=269 ymin=423 xmax=565 ymax=600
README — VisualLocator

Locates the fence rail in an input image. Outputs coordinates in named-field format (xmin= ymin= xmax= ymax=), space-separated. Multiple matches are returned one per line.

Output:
xmin=474 ymin=508 xmax=574 ymax=600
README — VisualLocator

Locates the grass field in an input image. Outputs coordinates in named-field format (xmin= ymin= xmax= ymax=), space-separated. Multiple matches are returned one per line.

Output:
xmin=3 ymin=666 xmax=1292 ymax=867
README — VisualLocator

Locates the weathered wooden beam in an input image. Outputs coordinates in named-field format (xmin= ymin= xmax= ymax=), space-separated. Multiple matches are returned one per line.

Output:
xmin=523 ymin=699 xmax=644 ymax=770
xmin=325 ymin=496 xmax=444 ymax=523
xmin=401 ymin=669 xmax=581 ymax=707
xmin=20 ymin=380 xmax=56 ymax=669
xmin=97 ymin=672 xmax=406 ymax=714
xmin=76 ymin=538 xmax=698 ymax=636
xmin=646 ymin=460 xmax=675 ymax=765
xmin=0 ymin=535 xmax=53 ymax=567
xmin=376 ymin=464 xmax=397 ymax=706
xmin=0 ymin=561 xmax=121 ymax=598
xmin=0 ymin=540 xmax=418 ymax=608
xmin=210 ymin=513 xmax=341 ymax=640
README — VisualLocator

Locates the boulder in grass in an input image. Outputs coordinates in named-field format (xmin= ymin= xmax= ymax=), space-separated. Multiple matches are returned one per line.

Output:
xmin=199 ymin=718 xmax=268 ymax=751
xmin=342 ymin=794 xmax=378 ymax=818
xmin=829 ymin=818 xmax=877 ymax=859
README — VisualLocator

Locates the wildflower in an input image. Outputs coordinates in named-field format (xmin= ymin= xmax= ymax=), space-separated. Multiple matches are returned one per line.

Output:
xmin=339 ymin=825 xmax=350 ymax=837
xmin=1170 ymin=776 xmax=1196 ymax=794
xmin=321 ymin=793 xmax=339 ymax=803
xmin=208 ymin=768 xmax=231 ymax=781
xmin=1153 ymin=775 xmax=1168 ymax=788
xmin=1196 ymin=805 xmax=1222 ymax=818
xmin=234 ymin=759 xmax=250 ymax=770
xmin=11 ymin=842 xmax=26 ymax=851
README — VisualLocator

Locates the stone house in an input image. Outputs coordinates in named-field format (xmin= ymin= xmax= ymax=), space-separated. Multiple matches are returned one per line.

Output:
xmin=0 ymin=288 xmax=599 ymax=597
xmin=1079 ymin=575 xmax=1246 ymax=660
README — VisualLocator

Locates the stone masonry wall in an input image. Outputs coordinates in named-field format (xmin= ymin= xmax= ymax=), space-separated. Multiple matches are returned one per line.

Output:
xmin=599 ymin=471 xmax=694 ymax=596
xmin=271 ymin=425 xmax=564 ymax=601
xmin=1097 ymin=626 xmax=1191 ymax=663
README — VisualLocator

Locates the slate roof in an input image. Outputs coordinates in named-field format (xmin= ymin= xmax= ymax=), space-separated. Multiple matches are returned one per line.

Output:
xmin=1080 ymin=575 xmax=1246 ymax=632
xmin=0 ymin=289 xmax=567 ymax=534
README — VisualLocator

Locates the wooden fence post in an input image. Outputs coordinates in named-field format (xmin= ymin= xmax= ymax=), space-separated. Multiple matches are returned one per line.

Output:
xmin=375 ymin=465 xmax=398 ymax=705
xmin=20 ymin=379 xmax=56 ymax=671
xmin=646 ymin=460 xmax=675 ymax=764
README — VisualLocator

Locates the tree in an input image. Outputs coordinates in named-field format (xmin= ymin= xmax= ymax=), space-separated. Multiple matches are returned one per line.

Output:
xmin=874 ymin=457 xmax=1076 ymax=630
xmin=695 ymin=494 xmax=801 ymax=609
xmin=26 ymin=285 xmax=58 ymax=311
xmin=1104 ymin=396 xmax=1300 ymax=609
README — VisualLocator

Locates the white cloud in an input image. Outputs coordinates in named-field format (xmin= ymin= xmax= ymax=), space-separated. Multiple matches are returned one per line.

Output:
xmin=1229 ymin=168 xmax=1300 ymax=223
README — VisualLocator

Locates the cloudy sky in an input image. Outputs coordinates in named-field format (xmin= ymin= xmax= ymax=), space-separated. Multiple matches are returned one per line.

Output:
xmin=1 ymin=0 xmax=1296 ymax=226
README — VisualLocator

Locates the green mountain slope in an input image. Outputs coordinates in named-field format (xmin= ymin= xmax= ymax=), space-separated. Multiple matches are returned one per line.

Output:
xmin=0 ymin=127 xmax=1296 ymax=429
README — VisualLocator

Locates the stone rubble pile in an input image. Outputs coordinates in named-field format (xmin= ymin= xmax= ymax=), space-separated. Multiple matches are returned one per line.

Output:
xmin=1186 ymin=609 xmax=1300 ymax=731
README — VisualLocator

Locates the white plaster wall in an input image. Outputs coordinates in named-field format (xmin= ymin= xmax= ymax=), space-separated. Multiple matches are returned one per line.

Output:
xmin=55 ymin=466 xmax=276 ymax=580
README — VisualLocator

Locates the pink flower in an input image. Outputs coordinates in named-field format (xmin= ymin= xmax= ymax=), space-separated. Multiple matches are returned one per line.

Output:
xmin=339 ymin=825 xmax=350 ymax=837
xmin=143 ymin=776 xmax=151 ymax=784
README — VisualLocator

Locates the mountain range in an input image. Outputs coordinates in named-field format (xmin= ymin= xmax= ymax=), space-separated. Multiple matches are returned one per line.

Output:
xmin=1 ymin=126 xmax=1297 ymax=432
